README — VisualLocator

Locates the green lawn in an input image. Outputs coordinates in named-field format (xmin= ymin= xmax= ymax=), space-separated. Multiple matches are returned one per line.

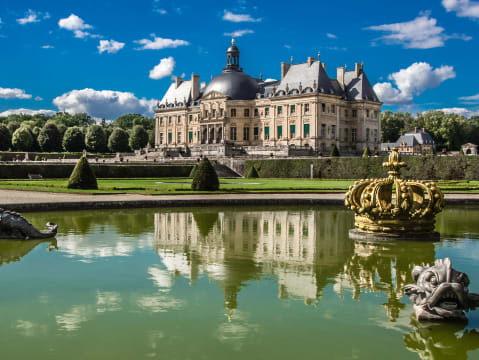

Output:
xmin=0 ymin=178 xmax=478 ymax=194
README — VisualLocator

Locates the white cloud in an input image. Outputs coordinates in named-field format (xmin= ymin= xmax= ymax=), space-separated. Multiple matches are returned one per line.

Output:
xmin=41 ymin=45 xmax=54 ymax=49
xmin=0 ymin=86 xmax=32 ymax=99
xmin=459 ymin=93 xmax=479 ymax=104
xmin=223 ymin=29 xmax=254 ymax=37
xmin=134 ymin=35 xmax=189 ymax=50
xmin=16 ymin=9 xmax=48 ymax=25
xmin=0 ymin=17 xmax=2 ymax=24
xmin=366 ymin=12 xmax=471 ymax=49
xmin=326 ymin=33 xmax=337 ymax=38
xmin=53 ymin=88 xmax=158 ymax=119
xmin=443 ymin=0 xmax=479 ymax=18
xmin=58 ymin=14 xmax=97 ymax=38
xmin=0 ymin=108 xmax=56 ymax=116
xmin=284 ymin=44 xmax=291 ymax=49
xmin=98 ymin=39 xmax=125 ymax=54
xmin=154 ymin=8 xmax=167 ymax=14
xmin=436 ymin=107 xmax=479 ymax=117
xmin=34 ymin=96 xmax=43 ymax=101
xmin=373 ymin=62 xmax=456 ymax=105
xmin=222 ymin=10 xmax=261 ymax=23
xmin=149 ymin=57 xmax=175 ymax=79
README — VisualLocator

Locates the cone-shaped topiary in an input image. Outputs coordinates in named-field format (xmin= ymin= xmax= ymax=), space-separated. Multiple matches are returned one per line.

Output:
xmin=330 ymin=144 xmax=340 ymax=157
xmin=245 ymin=166 xmax=259 ymax=178
xmin=191 ymin=158 xmax=219 ymax=191
xmin=362 ymin=146 xmax=371 ymax=158
xmin=67 ymin=156 xmax=98 ymax=189
xmin=189 ymin=165 xmax=198 ymax=178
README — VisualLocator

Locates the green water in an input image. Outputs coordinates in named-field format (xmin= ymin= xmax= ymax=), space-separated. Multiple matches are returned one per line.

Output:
xmin=1 ymin=206 xmax=479 ymax=360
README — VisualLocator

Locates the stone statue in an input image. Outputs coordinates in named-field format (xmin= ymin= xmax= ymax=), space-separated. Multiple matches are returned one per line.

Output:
xmin=404 ymin=258 xmax=479 ymax=321
xmin=0 ymin=209 xmax=58 ymax=239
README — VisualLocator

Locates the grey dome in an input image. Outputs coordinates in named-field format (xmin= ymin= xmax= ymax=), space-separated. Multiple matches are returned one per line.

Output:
xmin=203 ymin=71 xmax=259 ymax=100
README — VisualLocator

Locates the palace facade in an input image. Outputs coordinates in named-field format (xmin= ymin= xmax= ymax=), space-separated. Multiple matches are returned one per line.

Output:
xmin=155 ymin=40 xmax=382 ymax=156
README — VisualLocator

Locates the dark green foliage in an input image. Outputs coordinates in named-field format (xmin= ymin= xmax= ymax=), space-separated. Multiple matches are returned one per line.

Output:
xmin=362 ymin=147 xmax=371 ymax=158
xmin=85 ymin=125 xmax=107 ymax=153
xmin=189 ymin=165 xmax=198 ymax=178
xmin=244 ymin=156 xmax=479 ymax=180
xmin=63 ymin=127 xmax=85 ymax=152
xmin=147 ymin=130 xmax=155 ymax=146
xmin=129 ymin=125 xmax=149 ymax=150
xmin=113 ymin=114 xmax=154 ymax=130
xmin=0 ymin=163 xmax=192 ymax=179
xmin=108 ymin=128 xmax=130 ymax=152
xmin=12 ymin=127 xmax=34 ymax=151
xmin=0 ymin=124 xmax=11 ymax=151
xmin=191 ymin=158 xmax=219 ymax=191
xmin=37 ymin=123 xmax=63 ymax=152
xmin=7 ymin=122 xmax=20 ymax=135
xmin=67 ymin=156 xmax=98 ymax=189
xmin=245 ymin=166 xmax=259 ymax=178
xmin=330 ymin=144 xmax=340 ymax=157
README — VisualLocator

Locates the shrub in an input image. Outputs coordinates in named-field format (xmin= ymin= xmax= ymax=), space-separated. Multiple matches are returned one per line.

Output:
xmin=85 ymin=125 xmax=107 ymax=153
xmin=362 ymin=147 xmax=371 ymax=158
xmin=0 ymin=124 xmax=11 ymax=151
xmin=7 ymin=122 xmax=19 ymax=135
xmin=108 ymin=128 xmax=130 ymax=152
xmin=191 ymin=158 xmax=219 ymax=191
xmin=330 ymin=144 xmax=340 ymax=157
xmin=189 ymin=165 xmax=198 ymax=178
xmin=38 ymin=123 xmax=63 ymax=152
xmin=67 ymin=156 xmax=98 ymax=189
xmin=129 ymin=125 xmax=149 ymax=150
xmin=245 ymin=166 xmax=259 ymax=178
xmin=12 ymin=127 xmax=34 ymax=151
xmin=63 ymin=127 xmax=85 ymax=152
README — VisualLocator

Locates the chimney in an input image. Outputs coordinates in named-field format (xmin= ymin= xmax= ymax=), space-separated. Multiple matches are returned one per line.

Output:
xmin=422 ymin=127 xmax=425 ymax=132
xmin=281 ymin=62 xmax=291 ymax=80
xmin=307 ymin=57 xmax=315 ymax=66
xmin=191 ymin=74 xmax=200 ymax=100
xmin=200 ymin=82 xmax=206 ymax=89
xmin=318 ymin=51 xmax=321 ymax=62
xmin=175 ymin=76 xmax=182 ymax=89
xmin=355 ymin=62 xmax=363 ymax=77
xmin=337 ymin=67 xmax=345 ymax=89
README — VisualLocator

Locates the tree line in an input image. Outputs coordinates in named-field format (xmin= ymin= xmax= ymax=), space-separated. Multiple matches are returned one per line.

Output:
xmin=0 ymin=112 xmax=154 ymax=153
xmin=381 ymin=110 xmax=479 ymax=151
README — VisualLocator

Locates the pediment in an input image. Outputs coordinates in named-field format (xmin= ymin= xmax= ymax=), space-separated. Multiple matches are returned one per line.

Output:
xmin=201 ymin=91 xmax=229 ymax=100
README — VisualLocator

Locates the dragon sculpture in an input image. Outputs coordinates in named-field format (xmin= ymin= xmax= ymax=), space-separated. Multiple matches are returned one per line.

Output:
xmin=404 ymin=258 xmax=479 ymax=321
xmin=0 ymin=208 xmax=58 ymax=239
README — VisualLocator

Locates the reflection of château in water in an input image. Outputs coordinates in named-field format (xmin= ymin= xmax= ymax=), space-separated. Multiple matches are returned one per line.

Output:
xmin=155 ymin=208 xmax=354 ymax=308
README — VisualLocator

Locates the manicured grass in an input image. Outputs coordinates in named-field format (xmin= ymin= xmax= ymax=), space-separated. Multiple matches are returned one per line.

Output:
xmin=0 ymin=178 xmax=478 ymax=194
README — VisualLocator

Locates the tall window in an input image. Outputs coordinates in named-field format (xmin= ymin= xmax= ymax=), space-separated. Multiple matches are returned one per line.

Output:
xmin=168 ymin=117 xmax=172 ymax=124
xmin=373 ymin=129 xmax=378 ymax=143
xmin=277 ymin=125 xmax=283 ymax=139
xmin=177 ymin=132 xmax=182 ymax=143
xmin=188 ymin=131 xmax=193 ymax=143
xmin=231 ymin=108 xmax=236 ymax=117
xmin=265 ymin=107 xmax=270 ymax=116
xmin=304 ymin=124 xmax=310 ymax=138
xmin=230 ymin=127 xmax=237 ymax=141
xmin=220 ymin=108 xmax=224 ymax=117
xmin=352 ymin=128 xmax=357 ymax=142
xmin=366 ymin=109 xmax=370 ymax=117
xmin=366 ymin=128 xmax=370 ymax=141
xmin=159 ymin=133 xmax=164 ymax=144
xmin=168 ymin=132 xmax=172 ymax=144
xmin=352 ymin=109 xmax=357 ymax=118
xmin=331 ymin=125 xmax=336 ymax=138
xmin=254 ymin=108 xmax=259 ymax=117
xmin=243 ymin=127 xmax=250 ymax=141
xmin=290 ymin=124 xmax=296 ymax=138
xmin=277 ymin=106 xmax=283 ymax=115
xmin=254 ymin=127 xmax=259 ymax=140
xmin=243 ymin=109 xmax=249 ymax=117
xmin=331 ymin=105 xmax=335 ymax=114
xmin=264 ymin=126 xmax=270 ymax=140
xmin=321 ymin=124 xmax=326 ymax=137
xmin=345 ymin=109 xmax=349 ymax=117
xmin=290 ymin=104 xmax=296 ymax=113
xmin=344 ymin=128 xmax=349 ymax=142
xmin=304 ymin=103 xmax=310 ymax=113
xmin=322 ymin=103 xmax=326 ymax=112
xmin=212 ymin=109 xmax=216 ymax=117
xmin=189 ymin=114 xmax=193 ymax=122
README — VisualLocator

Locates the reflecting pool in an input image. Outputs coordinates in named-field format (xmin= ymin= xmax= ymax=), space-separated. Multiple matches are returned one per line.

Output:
xmin=1 ymin=206 xmax=479 ymax=360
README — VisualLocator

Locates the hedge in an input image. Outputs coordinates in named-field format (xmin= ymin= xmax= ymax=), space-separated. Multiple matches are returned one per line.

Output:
xmin=0 ymin=164 xmax=193 ymax=179
xmin=244 ymin=155 xmax=479 ymax=180
xmin=0 ymin=151 xmax=115 ymax=161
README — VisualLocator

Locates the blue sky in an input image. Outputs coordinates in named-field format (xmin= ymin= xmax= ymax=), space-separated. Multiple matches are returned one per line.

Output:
xmin=0 ymin=0 xmax=478 ymax=119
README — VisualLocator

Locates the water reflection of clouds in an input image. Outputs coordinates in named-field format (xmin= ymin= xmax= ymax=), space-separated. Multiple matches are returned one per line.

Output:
xmin=148 ymin=266 xmax=173 ymax=290
xmin=96 ymin=291 xmax=122 ymax=313
xmin=56 ymin=305 xmax=90 ymax=332
xmin=136 ymin=295 xmax=185 ymax=313
xmin=216 ymin=309 xmax=260 ymax=350
xmin=16 ymin=320 xmax=47 ymax=337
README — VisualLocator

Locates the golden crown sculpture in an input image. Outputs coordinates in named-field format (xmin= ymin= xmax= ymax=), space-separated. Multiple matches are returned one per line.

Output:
xmin=345 ymin=148 xmax=445 ymax=239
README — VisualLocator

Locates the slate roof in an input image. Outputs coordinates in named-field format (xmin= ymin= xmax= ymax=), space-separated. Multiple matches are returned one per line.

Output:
xmin=160 ymin=80 xmax=193 ymax=105
xmin=381 ymin=129 xmax=435 ymax=149
xmin=344 ymin=71 xmax=380 ymax=102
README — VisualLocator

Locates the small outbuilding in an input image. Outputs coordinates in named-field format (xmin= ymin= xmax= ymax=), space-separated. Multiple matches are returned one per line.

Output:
xmin=461 ymin=143 xmax=478 ymax=155
xmin=381 ymin=128 xmax=435 ymax=155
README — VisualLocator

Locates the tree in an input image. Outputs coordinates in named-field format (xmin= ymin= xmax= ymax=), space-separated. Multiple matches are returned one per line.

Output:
xmin=147 ymin=129 xmax=155 ymax=147
xmin=191 ymin=158 xmax=219 ymax=191
xmin=129 ymin=125 xmax=149 ymax=150
xmin=381 ymin=111 xmax=405 ymax=142
xmin=330 ymin=144 xmax=340 ymax=157
xmin=362 ymin=146 xmax=371 ymax=158
xmin=12 ymin=127 xmax=34 ymax=151
xmin=67 ymin=156 xmax=98 ymax=189
xmin=37 ymin=122 xmax=63 ymax=152
xmin=0 ymin=124 xmax=11 ymax=151
xmin=63 ymin=127 xmax=85 ymax=152
xmin=85 ymin=125 xmax=107 ymax=153
xmin=7 ymin=121 xmax=19 ymax=135
xmin=108 ymin=128 xmax=130 ymax=152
